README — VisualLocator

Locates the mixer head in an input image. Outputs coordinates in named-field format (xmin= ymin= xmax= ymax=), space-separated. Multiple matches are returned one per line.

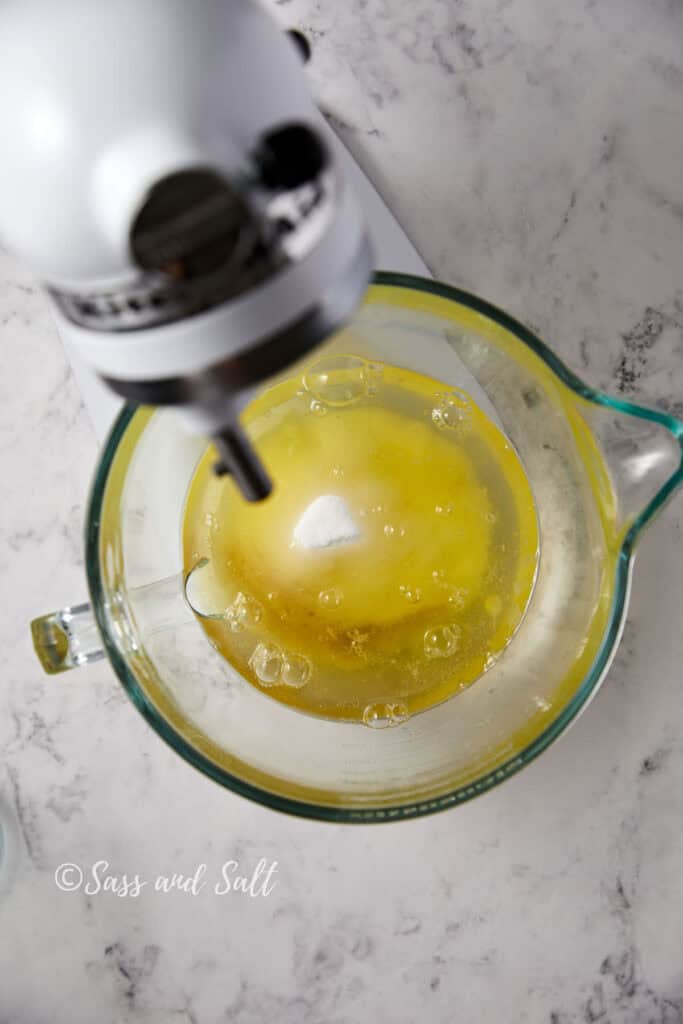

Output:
xmin=0 ymin=0 xmax=373 ymax=499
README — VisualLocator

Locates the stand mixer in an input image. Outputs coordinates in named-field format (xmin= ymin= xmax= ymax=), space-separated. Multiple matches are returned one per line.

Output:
xmin=0 ymin=0 xmax=374 ymax=499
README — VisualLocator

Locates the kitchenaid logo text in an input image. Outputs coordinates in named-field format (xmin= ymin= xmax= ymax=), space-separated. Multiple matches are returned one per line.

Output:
xmin=54 ymin=858 xmax=278 ymax=899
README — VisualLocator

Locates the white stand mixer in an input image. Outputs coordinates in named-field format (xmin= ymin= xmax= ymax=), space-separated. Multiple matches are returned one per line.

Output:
xmin=0 ymin=0 xmax=425 ymax=496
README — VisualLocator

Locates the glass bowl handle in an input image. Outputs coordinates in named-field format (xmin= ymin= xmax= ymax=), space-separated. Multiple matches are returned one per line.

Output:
xmin=30 ymin=569 xmax=207 ymax=676
xmin=30 ymin=602 xmax=105 ymax=675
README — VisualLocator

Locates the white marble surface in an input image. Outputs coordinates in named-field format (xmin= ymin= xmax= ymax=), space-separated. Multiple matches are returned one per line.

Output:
xmin=2 ymin=0 xmax=683 ymax=1020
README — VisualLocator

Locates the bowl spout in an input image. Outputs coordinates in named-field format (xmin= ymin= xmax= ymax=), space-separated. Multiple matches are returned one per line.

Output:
xmin=579 ymin=396 xmax=683 ymax=543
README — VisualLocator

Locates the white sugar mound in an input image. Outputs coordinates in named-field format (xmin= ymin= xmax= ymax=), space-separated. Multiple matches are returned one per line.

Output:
xmin=293 ymin=494 xmax=361 ymax=550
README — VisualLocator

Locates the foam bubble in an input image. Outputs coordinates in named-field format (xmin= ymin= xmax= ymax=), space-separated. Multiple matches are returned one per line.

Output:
xmin=226 ymin=591 xmax=262 ymax=632
xmin=347 ymin=628 xmax=369 ymax=659
xmin=318 ymin=588 xmax=343 ymax=609
xmin=424 ymin=624 xmax=461 ymax=659
xmin=362 ymin=361 xmax=384 ymax=396
xmin=431 ymin=571 xmax=467 ymax=610
xmin=248 ymin=643 xmax=283 ymax=685
xmin=446 ymin=587 xmax=467 ymax=610
xmin=304 ymin=354 xmax=368 ymax=407
xmin=281 ymin=653 xmax=312 ymax=688
xmin=362 ymin=702 xmax=410 ymax=728
xmin=431 ymin=389 xmax=472 ymax=433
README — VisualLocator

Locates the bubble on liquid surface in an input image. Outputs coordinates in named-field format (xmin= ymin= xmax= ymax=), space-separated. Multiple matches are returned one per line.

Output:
xmin=431 ymin=389 xmax=472 ymax=433
xmin=309 ymin=399 xmax=328 ymax=417
xmin=281 ymin=653 xmax=312 ymax=689
xmin=304 ymin=354 xmax=368 ymax=407
xmin=383 ymin=523 xmax=396 ymax=537
xmin=226 ymin=592 xmax=262 ymax=632
xmin=424 ymin=624 xmax=461 ymax=659
xmin=249 ymin=642 xmax=283 ymax=685
xmin=435 ymin=504 xmax=455 ymax=518
xmin=362 ymin=361 xmax=384 ymax=396
xmin=331 ymin=465 xmax=345 ymax=479
xmin=318 ymin=587 xmax=343 ymax=609
xmin=431 ymin=571 xmax=467 ymax=609
xmin=399 ymin=585 xmax=422 ymax=604
xmin=362 ymin=702 xmax=410 ymax=728
xmin=347 ymin=629 xmax=369 ymax=658
xmin=534 ymin=696 xmax=552 ymax=712
xmin=446 ymin=587 xmax=467 ymax=609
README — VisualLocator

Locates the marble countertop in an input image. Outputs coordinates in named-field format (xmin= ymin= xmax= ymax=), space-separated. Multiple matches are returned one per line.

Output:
xmin=2 ymin=0 xmax=683 ymax=1020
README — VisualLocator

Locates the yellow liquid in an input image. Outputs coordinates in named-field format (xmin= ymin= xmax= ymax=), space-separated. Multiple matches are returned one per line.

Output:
xmin=182 ymin=357 xmax=539 ymax=725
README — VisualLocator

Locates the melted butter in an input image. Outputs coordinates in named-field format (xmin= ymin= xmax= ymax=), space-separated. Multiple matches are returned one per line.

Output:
xmin=182 ymin=358 xmax=539 ymax=724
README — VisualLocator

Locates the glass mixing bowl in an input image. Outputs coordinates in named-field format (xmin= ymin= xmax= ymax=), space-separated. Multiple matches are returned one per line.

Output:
xmin=31 ymin=274 xmax=683 ymax=821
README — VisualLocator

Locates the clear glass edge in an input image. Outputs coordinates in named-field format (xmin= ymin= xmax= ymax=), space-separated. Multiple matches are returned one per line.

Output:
xmin=84 ymin=271 xmax=683 ymax=824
